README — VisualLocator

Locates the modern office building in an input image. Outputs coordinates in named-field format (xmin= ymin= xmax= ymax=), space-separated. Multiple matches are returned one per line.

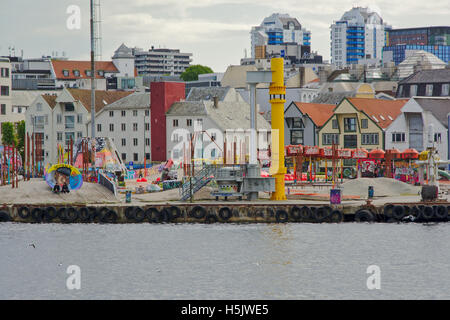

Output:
xmin=383 ymin=27 xmax=450 ymax=64
xmin=133 ymin=46 xmax=192 ymax=77
xmin=250 ymin=13 xmax=311 ymax=64
xmin=387 ymin=26 xmax=450 ymax=46
xmin=330 ymin=7 xmax=390 ymax=67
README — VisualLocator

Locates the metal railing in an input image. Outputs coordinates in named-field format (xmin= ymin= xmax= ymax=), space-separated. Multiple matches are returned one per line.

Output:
xmin=98 ymin=172 xmax=117 ymax=196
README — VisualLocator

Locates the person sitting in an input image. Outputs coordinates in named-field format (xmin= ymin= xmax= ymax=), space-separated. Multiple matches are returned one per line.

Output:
xmin=53 ymin=184 xmax=61 ymax=193
xmin=53 ymin=166 xmax=71 ymax=194
xmin=61 ymin=182 xmax=70 ymax=193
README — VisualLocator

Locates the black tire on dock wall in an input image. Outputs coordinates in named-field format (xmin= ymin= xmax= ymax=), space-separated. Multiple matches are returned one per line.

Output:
xmin=91 ymin=207 xmax=107 ymax=223
xmin=218 ymin=207 xmax=233 ymax=221
xmin=403 ymin=206 xmax=411 ymax=216
xmin=57 ymin=207 xmax=67 ymax=220
xmin=299 ymin=206 xmax=312 ymax=221
xmin=0 ymin=211 xmax=11 ymax=222
xmin=392 ymin=205 xmax=406 ymax=221
xmin=159 ymin=209 xmax=172 ymax=223
xmin=146 ymin=207 xmax=161 ymax=223
xmin=290 ymin=206 xmax=302 ymax=221
xmin=205 ymin=214 xmax=218 ymax=224
xmin=313 ymin=206 xmax=331 ymax=223
xmin=267 ymin=207 xmax=275 ymax=218
xmin=168 ymin=206 xmax=181 ymax=220
xmin=125 ymin=207 xmax=136 ymax=220
xmin=355 ymin=210 xmax=375 ymax=223
xmin=102 ymin=210 xmax=118 ymax=223
xmin=434 ymin=206 xmax=448 ymax=220
xmin=383 ymin=204 xmax=394 ymax=218
xmin=411 ymin=206 xmax=421 ymax=219
xmin=134 ymin=207 xmax=145 ymax=222
xmin=31 ymin=208 xmax=43 ymax=223
xmin=254 ymin=209 xmax=264 ymax=218
xmin=63 ymin=207 xmax=79 ymax=223
xmin=421 ymin=206 xmax=434 ymax=221
xmin=87 ymin=207 xmax=97 ymax=221
xmin=275 ymin=210 xmax=289 ymax=223
xmin=191 ymin=206 xmax=207 ymax=219
xmin=18 ymin=206 xmax=30 ymax=219
xmin=78 ymin=207 xmax=91 ymax=222
xmin=329 ymin=210 xmax=343 ymax=223
xmin=43 ymin=207 xmax=57 ymax=222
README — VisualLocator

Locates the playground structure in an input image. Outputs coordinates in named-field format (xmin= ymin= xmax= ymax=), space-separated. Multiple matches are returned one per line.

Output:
xmin=0 ymin=144 xmax=21 ymax=188
xmin=284 ymin=144 xmax=449 ymax=186
xmin=1 ymin=131 xmax=45 ymax=187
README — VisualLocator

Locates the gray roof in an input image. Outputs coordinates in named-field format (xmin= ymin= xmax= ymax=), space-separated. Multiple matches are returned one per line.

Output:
xmin=204 ymin=101 xmax=271 ymax=131
xmin=186 ymin=87 xmax=230 ymax=102
xmin=102 ymin=92 xmax=149 ymax=110
xmin=414 ymin=97 xmax=450 ymax=128
xmin=399 ymin=69 xmax=450 ymax=84
xmin=312 ymin=92 xmax=356 ymax=105
xmin=167 ymin=99 xmax=271 ymax=131
xmin=112 ymin=43 xmax=134 ymax=59
xmin=166 ymin=101 xmax=207 ymax=116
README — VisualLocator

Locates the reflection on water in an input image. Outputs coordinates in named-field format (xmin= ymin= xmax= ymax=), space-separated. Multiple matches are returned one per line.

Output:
xmin=1 ymin=222 xmax=450 ymax=299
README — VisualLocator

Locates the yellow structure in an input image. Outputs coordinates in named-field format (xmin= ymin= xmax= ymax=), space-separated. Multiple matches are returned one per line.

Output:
xmin=269 ymin=58 xmax=287 ymax=200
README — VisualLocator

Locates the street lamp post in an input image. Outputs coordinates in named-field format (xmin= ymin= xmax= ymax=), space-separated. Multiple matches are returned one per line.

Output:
xmin=143 ymin=113 xmax=149 ymax=175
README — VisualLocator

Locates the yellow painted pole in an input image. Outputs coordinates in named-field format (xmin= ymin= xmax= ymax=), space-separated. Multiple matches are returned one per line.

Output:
xmin=269 ymin=57 xmax=287 ymax=200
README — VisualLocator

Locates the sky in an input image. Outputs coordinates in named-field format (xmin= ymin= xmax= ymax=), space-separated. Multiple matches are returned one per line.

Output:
xmin=1 ymin=0 xmax=449 ymax=72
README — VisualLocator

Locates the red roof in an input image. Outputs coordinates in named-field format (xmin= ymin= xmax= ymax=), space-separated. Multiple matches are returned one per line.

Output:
xmin=67 ymin=89 xmax=133 ymax=113
xmin=41 ymin=94 xmax=58 ymax=109
xmin=347 ymin=98 xmax=409 ymax=129
xmin=307 ymin=78 xmax=320 ymax=84
xmin=51 ymin=60 xmax=118 ymax=80
xmin=292 ymin=102 xmax=335 ymax=127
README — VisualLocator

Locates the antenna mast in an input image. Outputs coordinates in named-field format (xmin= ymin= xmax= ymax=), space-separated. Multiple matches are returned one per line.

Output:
xmin=93 ymin=0 xmax=102 ymax=61
xmin=90 ymin=0 xmax=96 ymax=139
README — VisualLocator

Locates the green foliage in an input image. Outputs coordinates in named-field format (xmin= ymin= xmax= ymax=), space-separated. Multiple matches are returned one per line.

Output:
xmin=180 ymin=65 xmax=213 ymax=82
xmin=17 ymin=120 xmax=25 ymax=159
xmin=1 ymin=122 xmax=17 ymax=146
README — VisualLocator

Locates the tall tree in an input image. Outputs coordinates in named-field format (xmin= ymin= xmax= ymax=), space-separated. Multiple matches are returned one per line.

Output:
xmin=16 ymin=120 xmax=25 ymax=159
xmin=1 ymin=122 xmax=17 ymax=146
xmin=180 ymin=65 xmax=213 ymax=82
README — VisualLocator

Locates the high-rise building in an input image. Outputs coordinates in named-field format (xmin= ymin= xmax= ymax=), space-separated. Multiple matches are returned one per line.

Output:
xmin=133 ymin=47 xmax=192 ymax=77
xmin=250 ymin=13 xmax=311 ymax=64
xmin=383 ymin=26 xmax=450 ymax=65
xmin=330 ymin=7 xmax=390 ymax=67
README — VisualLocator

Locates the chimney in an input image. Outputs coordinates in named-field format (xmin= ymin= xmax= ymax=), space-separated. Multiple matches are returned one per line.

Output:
xmin=299 ymin=66 xmax=305 ymax=87
xmin=213 ymin=96 xmax=219 ymax=108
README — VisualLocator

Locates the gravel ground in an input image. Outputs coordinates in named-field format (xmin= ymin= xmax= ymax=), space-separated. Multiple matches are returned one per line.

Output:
xmin=340 ymin=177 xmax=420 ymax=197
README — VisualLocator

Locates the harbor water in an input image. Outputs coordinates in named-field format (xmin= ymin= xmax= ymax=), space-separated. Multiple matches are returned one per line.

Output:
xmin=1 ymin=222 xmax=450 ymax=299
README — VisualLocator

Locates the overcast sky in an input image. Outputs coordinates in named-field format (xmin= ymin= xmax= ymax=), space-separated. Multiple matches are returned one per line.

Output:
xmin=1 ymin=0 xmax=449 ymax=72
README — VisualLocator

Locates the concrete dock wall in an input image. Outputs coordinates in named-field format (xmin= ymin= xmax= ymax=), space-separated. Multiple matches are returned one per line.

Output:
xmin=0 ymin=202 xmax=449 ymax=224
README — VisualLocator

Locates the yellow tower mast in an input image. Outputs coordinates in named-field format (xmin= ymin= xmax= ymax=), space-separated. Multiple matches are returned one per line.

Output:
xmin=269 ymin=57 xmax=287 ymax=200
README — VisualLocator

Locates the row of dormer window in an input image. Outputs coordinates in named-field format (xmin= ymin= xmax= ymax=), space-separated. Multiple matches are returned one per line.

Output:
xmin=62 ymin=69 xmax=105 ymax=77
